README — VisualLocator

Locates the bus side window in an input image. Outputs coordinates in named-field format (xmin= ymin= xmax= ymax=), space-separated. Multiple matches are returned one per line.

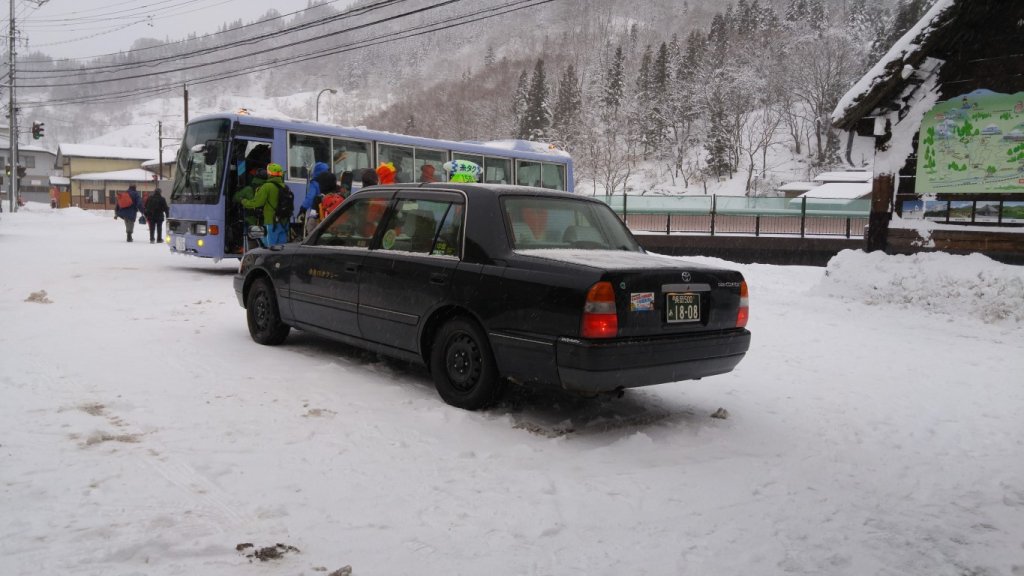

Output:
xmin=288 ymin=133 xmax=331 ymax=180
xmin=333 ymin=138 xmax=371 ymax=174
xmin=483 ymin=156 xmax=511 ymax=184
xmin=542 ymin=163 xmax=566 ymax=190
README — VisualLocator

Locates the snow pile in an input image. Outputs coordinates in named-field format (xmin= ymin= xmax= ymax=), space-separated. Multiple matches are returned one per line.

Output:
xmin=812 ymin=249 xmax=1024 ymax=324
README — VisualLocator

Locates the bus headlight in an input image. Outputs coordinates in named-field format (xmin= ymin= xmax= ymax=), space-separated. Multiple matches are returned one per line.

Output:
xmin=194 ymin=224 xmax=208 ymax=235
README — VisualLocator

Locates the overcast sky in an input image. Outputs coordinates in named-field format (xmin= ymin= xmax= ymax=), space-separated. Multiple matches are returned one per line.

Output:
xmin=17 ymin=0 xmax=329 ymax=60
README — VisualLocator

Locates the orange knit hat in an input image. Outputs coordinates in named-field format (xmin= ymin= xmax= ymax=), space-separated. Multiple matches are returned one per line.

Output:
xmin=376 ymin=162 xmax=396 ymax=185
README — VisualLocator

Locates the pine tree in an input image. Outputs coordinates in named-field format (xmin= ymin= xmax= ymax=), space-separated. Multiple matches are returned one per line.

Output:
xmin=806 ymin=0 xmax=827 ymax=31
xmin=650 ymin=42 xmax=671 ymax=153
xmin=552 ymin=64 xmax=583 ymax=150
xmin=705 ymin=104 xmax=733 ymax=179
xmin=847 ymin=0 xmax=871 ymax=38
xmin=679 ymin=30 xmax=705 ymax=82
xmin=518 ymin=59 xmax=550 ymax=141
xmin=484 ymin=46 xmax=496 ymax=67
xmin=603 ymin=45 xmax=625 ymax=114
xmin=510 ymin=70 xmax=529 ymax=135
xmin=757 ymin=2 xmax=781 ymax=37
xmin=634 ymin=45 xmax=654 ymax=154
xmin=785 ymin=0 xmax=809 ymax=22
xmin=708 ymin=13 xmax=729 ymax=67
xmin=668 ymin=34 xmax=682 ymax=73
xmin=870 ymin=0 xmax=927 ymax=61
xmin=737 ymin=0 xmax=756 ymax=36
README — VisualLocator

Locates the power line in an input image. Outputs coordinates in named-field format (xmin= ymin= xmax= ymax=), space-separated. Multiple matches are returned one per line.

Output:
xmin=18 ymin=0 xmax=408 ymax=77
xmin=20 ymin=0 xmax=557 ymax=109
xmin=16 ymin=0 xmax=353 ymax=64
xmin=21 ymin=0 xmax=211 ymax=25
xmin=26 ymin=0 xmax=238 ymax=48
xmin=18 ymin=0 xmax=444 ymax=85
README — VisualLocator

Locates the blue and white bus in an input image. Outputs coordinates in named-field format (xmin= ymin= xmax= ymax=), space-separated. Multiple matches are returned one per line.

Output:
xmin=167 ymin=112 xmax=574 ymax=259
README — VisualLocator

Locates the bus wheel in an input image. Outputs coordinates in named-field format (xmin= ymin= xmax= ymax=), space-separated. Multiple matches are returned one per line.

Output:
xmin=430 ymin=317 xmax=504 ymax=410
xmin=246 ymin=277 xmax=290 ymax=345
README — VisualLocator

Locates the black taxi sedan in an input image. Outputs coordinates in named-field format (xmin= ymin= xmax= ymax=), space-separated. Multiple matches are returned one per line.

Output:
xmin=234 ymin=184 xmax=751 ymax=410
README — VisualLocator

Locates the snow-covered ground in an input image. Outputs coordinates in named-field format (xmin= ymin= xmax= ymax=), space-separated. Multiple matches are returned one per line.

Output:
xmin=2 ymin=204 xmax=1023 ymax=576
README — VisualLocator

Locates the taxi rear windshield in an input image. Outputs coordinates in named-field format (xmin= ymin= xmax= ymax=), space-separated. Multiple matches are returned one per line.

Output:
xmin=502 ymin=196 xmax=639 ymax=251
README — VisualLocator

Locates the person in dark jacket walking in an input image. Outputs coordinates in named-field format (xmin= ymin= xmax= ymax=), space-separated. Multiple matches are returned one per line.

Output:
xmin=144 ymin=188 xmax=170 ymax=244
xmin=114 ymin=184 xmax=145 ymax=242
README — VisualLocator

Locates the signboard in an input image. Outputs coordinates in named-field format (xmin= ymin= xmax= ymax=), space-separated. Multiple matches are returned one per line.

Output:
xmin=916 ymin=89 xmax=1024 ymax=194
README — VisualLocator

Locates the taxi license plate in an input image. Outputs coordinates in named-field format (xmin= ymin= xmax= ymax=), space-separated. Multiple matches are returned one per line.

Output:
xmin=666 ymin=292 xmax=701 ymax=323
xmin=175 ymin=236 xmax=185 ymax=252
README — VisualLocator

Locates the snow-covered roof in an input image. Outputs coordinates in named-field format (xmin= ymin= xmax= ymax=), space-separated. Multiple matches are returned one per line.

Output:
xmin=49 ymin=176 xmax=70 ymax=186
xmin=813 ymin=171 xmax=872 ymax=183
xmin=0 ymin=144 xmax=55 ymax=154
xmin=832 ymin=0 xmax=956 ymax=128
xmin=776 ymin=181 xmax=817 ymax=192
xmin=141 ymin=146 xmax=179 ymax=167
xmin=58 ymin=144 xmax=159 ymax=161
xmin=71 ymin=168 xmax=156 ymax=182
xmin=799 ymin=182 xmax=872 ymax=201
xmin=141 ymin=155 xmax=176 ymax=168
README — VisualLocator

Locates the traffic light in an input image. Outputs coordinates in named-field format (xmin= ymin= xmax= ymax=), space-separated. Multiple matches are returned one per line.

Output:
xmin=4 ymin=165 xmax=9 ymax=177
xmin=31 ymin=121 xmax=45 ymax=139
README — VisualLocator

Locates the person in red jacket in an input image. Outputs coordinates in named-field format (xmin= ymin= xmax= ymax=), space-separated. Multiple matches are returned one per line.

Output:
xmin=113 ymin=184 xmax=144 ymax=242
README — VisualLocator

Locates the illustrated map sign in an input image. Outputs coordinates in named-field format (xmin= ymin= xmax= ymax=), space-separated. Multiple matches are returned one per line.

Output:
xmin=916 ymin=89 xmax=1024 ymax=194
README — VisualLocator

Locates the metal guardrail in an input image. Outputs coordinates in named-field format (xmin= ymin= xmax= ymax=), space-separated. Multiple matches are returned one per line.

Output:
xmin=599 ymin=195 xmax=871 ymax=239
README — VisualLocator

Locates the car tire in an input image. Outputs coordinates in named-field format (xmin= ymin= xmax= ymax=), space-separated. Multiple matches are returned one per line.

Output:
xmin=246 ymin=277 xmax=290 ymax=345
xmin=430 ymin=317 xmax=504 ymax=410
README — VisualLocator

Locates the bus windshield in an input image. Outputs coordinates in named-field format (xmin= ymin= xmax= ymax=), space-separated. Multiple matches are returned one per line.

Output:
xmin=171 ymin=119 xmax=230 ymax=204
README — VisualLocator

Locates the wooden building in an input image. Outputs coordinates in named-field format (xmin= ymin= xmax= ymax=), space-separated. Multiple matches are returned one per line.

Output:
xmin=56 ymin=144 xmax=158 ymax=209
xmin=832 ymin=0 xmax=1024 ymax=263
xmin=71 ymin=168 xmax=158 ymax=211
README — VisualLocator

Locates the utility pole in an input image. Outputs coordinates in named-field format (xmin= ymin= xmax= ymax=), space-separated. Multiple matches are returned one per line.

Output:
xmin=5 ymin=0 xmax=46 ymax=212
xmin=183 ymin=84 xmax=189 ymax=125
xmin=158 ymin=121 xmax=163 ymax=179
xmin=8 ymin=0 xmax=19 ymax=213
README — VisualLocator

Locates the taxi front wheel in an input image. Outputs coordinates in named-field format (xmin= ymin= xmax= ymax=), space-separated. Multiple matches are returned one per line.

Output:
xmin=246 ymin=277 xmax=290 ymax=345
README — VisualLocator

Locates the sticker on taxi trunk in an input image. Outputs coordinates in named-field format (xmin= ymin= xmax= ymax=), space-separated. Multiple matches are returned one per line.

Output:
xmin=630 ymin=292 xmax=655 ymax=311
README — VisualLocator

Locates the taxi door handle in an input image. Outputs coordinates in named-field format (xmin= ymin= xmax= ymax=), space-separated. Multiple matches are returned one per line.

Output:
xmin=345 ymin=264 xmax=359 ymax=273
xmin=429 ymin=272 xmax=448 ymax=286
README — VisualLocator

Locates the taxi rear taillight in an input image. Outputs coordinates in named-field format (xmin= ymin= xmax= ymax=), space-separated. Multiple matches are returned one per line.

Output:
xmin=582 ymin=281 xmax=618 ymax=339
xmin=736 ymin=280 xmax=749 ymax=328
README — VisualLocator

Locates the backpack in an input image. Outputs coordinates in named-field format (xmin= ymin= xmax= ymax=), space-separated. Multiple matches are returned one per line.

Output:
xmin=273 ymin=182 xmax=294 ymax=223
xmin=320 ymin=192 xmax=345 ymax=218
xmin=116 ymin=191 xmax=133 ymax=209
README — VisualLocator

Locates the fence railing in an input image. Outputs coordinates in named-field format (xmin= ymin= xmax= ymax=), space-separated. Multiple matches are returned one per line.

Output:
xmin=598 ymin=195 xmax=871 ymax=238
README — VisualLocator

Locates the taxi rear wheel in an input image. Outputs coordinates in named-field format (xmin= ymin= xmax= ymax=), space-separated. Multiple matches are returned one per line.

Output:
xmin=246 ymin=277 xmax=290 ymax=345
xmin=430 ymin=318 xmax=503 ymax=410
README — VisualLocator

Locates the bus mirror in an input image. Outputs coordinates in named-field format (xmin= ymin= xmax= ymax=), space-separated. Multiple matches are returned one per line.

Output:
xmin=247 ymin=225 xmax=266 ymax=240
xmin=190 ymin=143 xmax=206 ymax=153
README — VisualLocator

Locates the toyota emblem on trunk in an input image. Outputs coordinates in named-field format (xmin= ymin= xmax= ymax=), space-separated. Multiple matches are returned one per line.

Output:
xmin=681 ymin=272 xmax=691 ymax=282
